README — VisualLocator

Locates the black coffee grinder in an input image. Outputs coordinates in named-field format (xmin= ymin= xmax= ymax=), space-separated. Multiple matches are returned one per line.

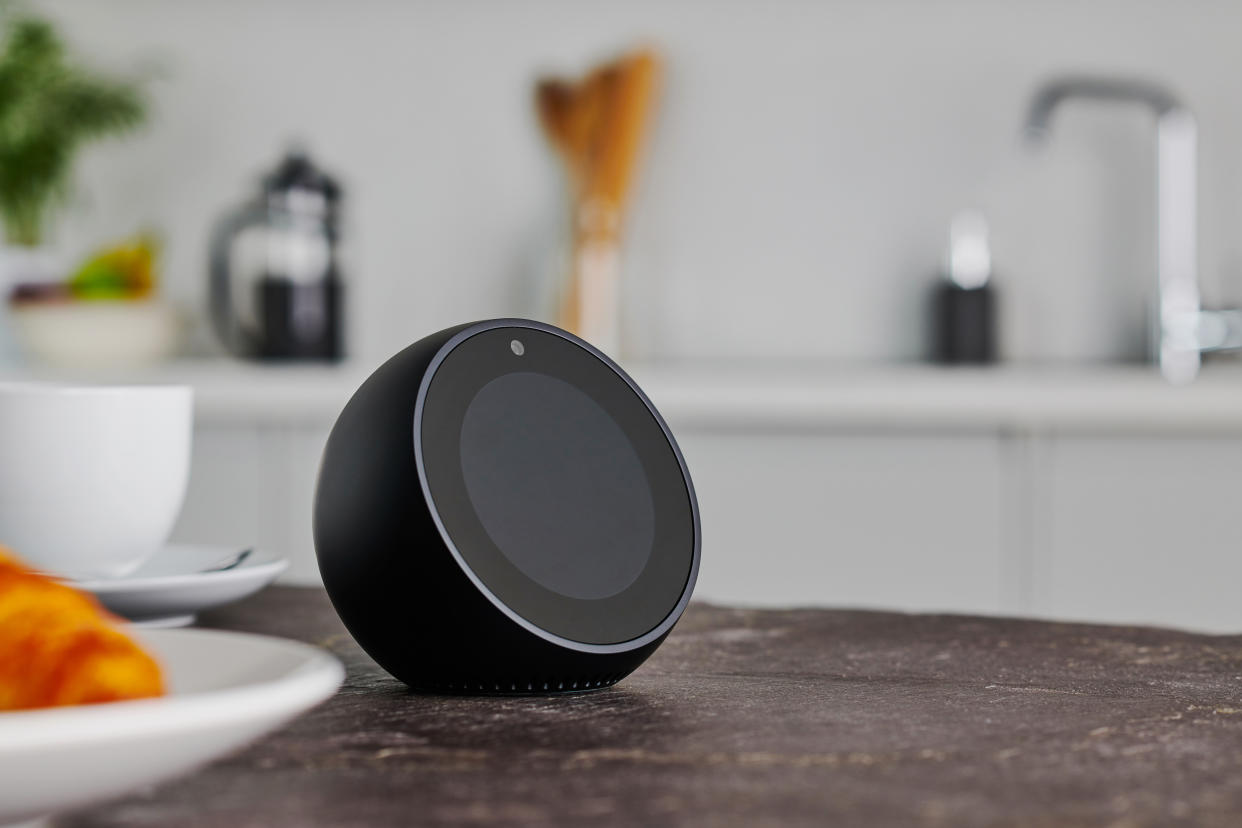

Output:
xmin=211 ymin=152 xmax=344 ymax=360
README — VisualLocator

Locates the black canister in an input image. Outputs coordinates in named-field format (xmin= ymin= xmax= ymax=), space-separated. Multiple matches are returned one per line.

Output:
xmin=932 ymin=211 xmax=997 ymax=364
xmin=934 ymin=282 xmax=995 ymax=363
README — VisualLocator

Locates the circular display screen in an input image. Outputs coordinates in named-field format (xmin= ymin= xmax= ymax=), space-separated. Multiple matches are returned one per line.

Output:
xmin=418 ymin=324 xmax=696 ymax=646
xmin=460 ymin=372 xmax=654 ymax=600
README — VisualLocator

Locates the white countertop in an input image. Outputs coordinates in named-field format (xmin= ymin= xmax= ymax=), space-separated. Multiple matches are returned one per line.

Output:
xmin=5 ymin=358 xmax=1242 ymax=432
xmin=637 ymin=362 xmax=1242 ymax=432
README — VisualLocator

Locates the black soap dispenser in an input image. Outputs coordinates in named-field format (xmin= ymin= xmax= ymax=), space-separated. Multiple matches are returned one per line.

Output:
xmin=933 ymin=210 xmax=996 ymax=363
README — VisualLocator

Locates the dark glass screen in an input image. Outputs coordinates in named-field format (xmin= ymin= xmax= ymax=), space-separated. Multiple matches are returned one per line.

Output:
xmin=418 ymin=326 xmax=695 ymax=645
xmin=460 ymin=372 xmax=654 ymax=600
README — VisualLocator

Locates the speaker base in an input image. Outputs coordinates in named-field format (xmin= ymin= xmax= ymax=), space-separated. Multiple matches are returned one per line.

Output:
xmin=404 ymin=673 xmax=628 ymax=696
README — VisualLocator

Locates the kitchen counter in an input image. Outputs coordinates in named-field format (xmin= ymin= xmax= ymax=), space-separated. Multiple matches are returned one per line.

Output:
xmin=8 ymin=358 xmax=1242 ymax=431
xmin=60 ymin=586 xmax=1242 ymax=827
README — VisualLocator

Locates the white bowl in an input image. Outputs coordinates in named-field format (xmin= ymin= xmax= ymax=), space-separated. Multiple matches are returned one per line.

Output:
xmin=0 ymin=383 xmax=192 ymax=579
xmin=9 ymin=301 xmax=183 ymax=368
xmin=0 ymin=627 xmax=344 ymax=825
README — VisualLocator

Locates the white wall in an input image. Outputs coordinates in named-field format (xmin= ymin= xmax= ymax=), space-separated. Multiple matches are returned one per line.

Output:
xmin=31 ymin=0 xmax=1242 ymax=366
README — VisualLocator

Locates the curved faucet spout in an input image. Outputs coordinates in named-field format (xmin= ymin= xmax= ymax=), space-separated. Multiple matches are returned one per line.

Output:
xmin=1024 ymin=76 xmax=1184 ymax=143
xmin=1022 ymin=75 xmax=1205 ymax=382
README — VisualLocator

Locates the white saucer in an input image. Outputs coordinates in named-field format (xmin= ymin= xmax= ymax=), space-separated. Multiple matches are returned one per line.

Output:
xmin=73 ymin=544 xmax=289 ymax=627
xmin=0 ymin=627 xmax=343 ymax=825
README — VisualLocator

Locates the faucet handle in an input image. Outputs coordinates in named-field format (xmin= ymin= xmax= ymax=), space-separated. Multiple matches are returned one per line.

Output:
xmin=1194 ymin=309 xmax=1242 ymax=352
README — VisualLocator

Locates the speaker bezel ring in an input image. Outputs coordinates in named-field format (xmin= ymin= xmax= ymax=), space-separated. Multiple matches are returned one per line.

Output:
xmin=412 ymin=318 xmax=701 ymax=655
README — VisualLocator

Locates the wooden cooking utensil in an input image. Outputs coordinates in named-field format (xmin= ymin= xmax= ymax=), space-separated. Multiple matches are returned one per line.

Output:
xmin=534 ymin=48 xmax=661 ymax=351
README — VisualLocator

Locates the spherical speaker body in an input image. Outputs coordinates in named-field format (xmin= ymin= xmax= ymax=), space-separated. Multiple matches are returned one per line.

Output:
xmin=313 ymin=319 xmax=700 ymax=694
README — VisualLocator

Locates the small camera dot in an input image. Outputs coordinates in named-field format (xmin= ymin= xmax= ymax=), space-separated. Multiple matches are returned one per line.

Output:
xmin=510 ymin=339 xmax=525 ymax=356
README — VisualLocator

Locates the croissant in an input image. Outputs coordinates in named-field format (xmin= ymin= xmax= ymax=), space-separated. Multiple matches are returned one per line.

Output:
xmin=0 ymin=547 xmax=165 ymax=710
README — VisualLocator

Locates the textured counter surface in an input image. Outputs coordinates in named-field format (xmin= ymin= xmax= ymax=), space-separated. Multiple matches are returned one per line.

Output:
xmin=61 ymin=586 xmax=1242 ymax=827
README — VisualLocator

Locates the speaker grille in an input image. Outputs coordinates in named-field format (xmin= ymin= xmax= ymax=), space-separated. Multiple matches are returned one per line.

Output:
xmin=407 ymin=672 xmax=629 ymax=696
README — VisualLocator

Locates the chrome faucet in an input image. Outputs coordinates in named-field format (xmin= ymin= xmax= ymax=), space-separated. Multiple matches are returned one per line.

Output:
xmin=1023 ymin=75 xmax=1242 ymax=383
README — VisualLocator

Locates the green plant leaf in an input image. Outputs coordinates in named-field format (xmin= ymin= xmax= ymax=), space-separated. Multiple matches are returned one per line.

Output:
xmin=0 ymin=13 xmax=147 ymax=247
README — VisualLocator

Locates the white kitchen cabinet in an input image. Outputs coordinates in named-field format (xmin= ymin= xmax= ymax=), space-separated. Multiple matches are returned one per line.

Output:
xmin=172 ymin=424 xmax=1011 ymax=618
xmin=636 ymin=429 xmax=1009 ymax=614
xmin=143 ymin=363 xmax=1242 ymax=633
xmin=170 ymin=426 xmax=263 ymax=552
xmin=274 ymin=426 xmax=335 ymax=584
xmin=1042 ymin=434 xmax=1242 ymax=633
xmin=168 ymin=423 xmax=1242 ymax=633
xmin=169 ymin=425 xmax=331 ymax=585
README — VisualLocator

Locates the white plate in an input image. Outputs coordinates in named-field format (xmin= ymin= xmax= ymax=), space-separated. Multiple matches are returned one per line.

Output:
xmin=0 ymin=627 xmax=343 ymax=825
xmin=73 ymin=544 xmax=289 ymax=627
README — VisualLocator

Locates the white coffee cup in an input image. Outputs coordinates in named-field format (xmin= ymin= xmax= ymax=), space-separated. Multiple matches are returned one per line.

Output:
xmin=0 ymin=383 xmax=192 ymax=579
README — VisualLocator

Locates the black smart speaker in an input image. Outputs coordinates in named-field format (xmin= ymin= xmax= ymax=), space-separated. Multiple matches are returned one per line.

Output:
xmin=313 ymin=319 xmax=700 ymax=694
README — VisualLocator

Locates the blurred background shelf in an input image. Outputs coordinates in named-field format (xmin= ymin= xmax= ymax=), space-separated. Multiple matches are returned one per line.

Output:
xmin=637 ymin=362 xmax=1242 ymax=432
xmin=7 ymin=359 xmax=1242 ymax=431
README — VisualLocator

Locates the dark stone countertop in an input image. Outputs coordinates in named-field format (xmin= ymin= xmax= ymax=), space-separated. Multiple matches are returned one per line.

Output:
xmin=59 ymin=586 xmax=1242 ymax=827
